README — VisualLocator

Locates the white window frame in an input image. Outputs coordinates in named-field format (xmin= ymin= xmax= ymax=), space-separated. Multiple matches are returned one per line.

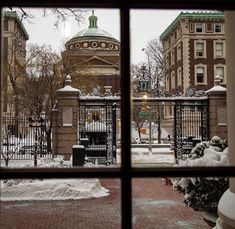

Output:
xmin=214 ymin=40 xmax=225 ymax=58
xmin=195 ymin=64 xmax=207 ymax=85
xmin=214 ymin=64 xmax=226 ymax=84
xmin=215 ymin=22 xmax=222 ymax=33
xmin=194 ymin=40 xmax=206 ymax=58
xmin=195 ymin=23 xmax=204 ymax=33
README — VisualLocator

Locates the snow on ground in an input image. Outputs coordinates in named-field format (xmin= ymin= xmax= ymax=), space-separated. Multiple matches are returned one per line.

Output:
xmin=116 ymin=146 xmax=175 ymax=165
xmin=1 ymin=146 xmax=175 ymax=201
xmin=0 ymin=156 xmax=109 ymax=201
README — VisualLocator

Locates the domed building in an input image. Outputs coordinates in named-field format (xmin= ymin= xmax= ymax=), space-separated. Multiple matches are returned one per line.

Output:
xmin=62 ymin=11 xmax=120 ymax=94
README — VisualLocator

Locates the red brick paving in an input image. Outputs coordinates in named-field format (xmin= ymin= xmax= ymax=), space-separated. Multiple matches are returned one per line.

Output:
xmin=0 ymin=178 xmax=210 ymax=229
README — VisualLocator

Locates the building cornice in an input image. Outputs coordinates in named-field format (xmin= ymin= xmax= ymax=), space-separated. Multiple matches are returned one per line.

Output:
xmin=4 ymin=11 xmax=29 ymax=40
xmin=160 ymin=11 xmax=224 ymax=41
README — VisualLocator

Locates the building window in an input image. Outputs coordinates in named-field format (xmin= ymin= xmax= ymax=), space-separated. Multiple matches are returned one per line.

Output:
xmin=214 ymin=41 xmax=224 ymax=58
xmin=206 ymin=22 xmax=213 ymax=32
xmin=195 ymin=23 xmax=203 ymax=32
xmin=166 ymin=54 xmax=169 ymax=68
xmin=171 ymin=71 xmax=175 ymax=89
xmin=177 ymin=45 xmax=181 ymax=61
xmin=189 ymin=22 xmax=194 ymax=32
xmin=171 ymin=50 xmax=175 ymax=65
xmin=195 ymin=41 xmax=206 ymax=58
xmin=215 ymin=23 xmax=222 ymax=32
xmin=165 ymin=75 xmax=169 ymax=91
xmin=4 ymin=19 xmax=8 ymax=31
xmin=177 ymin=67 xmax=182 ymax=86
xmin=195 ymin=65 xmax=207 ymax=85
xmin=215 ymin=65 xmax=226 ymax=84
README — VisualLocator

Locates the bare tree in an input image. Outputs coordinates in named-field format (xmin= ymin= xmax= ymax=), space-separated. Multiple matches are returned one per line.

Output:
xmin=144 ymin=37 xmax=164 ymax=97
xmin=6 ymin=8 xmax=85 ymax=27
xmin=19 ymin=44 xmax=63 ymax=116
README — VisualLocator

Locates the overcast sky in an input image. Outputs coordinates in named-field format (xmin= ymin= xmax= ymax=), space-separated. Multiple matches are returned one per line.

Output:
xmin=22 ymin=8 xmax=183 ymax=64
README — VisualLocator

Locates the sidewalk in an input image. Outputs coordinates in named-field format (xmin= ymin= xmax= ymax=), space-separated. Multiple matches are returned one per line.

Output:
xmin=0 ymin=178 xmax=210 ymax=229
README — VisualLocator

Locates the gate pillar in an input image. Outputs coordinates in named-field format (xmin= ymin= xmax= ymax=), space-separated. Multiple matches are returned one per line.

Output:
xmin=52 ymin=75 xmax=80 ymax=160
xmin=206 ymin=75 xmax=227 ymax=140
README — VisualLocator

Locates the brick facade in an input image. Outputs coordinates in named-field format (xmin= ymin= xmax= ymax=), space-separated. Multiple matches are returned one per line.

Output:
xmin=160 ymin=12 xmax=225 ymax=96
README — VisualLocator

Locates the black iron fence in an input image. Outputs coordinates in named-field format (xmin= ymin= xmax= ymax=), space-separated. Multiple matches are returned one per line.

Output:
xmin=132 ymin=97 xmax=209 ymax=160
xmin=78 ymin=96 xmax=209 ymax=163
xmin=1 ymin=114 xmax=52 ymax=162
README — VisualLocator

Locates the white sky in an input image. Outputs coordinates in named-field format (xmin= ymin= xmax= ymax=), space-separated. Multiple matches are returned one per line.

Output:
xmin=22 ymin=8 xmax=183 ymax=64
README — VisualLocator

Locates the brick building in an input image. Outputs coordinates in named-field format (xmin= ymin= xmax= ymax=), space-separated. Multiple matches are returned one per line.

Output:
xmin=160 ymin=12 xmax=225 ymax=96
xmin=3 ymin=11 xmax=29 ymax=114
xmin=62 ymin=11 xmax=120 ymax=95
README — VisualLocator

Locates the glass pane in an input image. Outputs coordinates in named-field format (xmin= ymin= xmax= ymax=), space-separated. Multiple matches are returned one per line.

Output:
xmin=130 ymin=9 xmax=227 ymax=168
xmin=1 ymin=8 xmax=121 ymax=168
xmin=1 ymin=178 xmax=121 ymax=228
xmin=132 ymin=178 xmax=227 ymax=228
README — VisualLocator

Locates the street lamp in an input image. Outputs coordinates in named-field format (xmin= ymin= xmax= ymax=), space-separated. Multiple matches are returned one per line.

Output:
xmin=141 ymin=94 xmax=152 ymax=153
xmin=28 ymin=113 xmax=45 ymax=167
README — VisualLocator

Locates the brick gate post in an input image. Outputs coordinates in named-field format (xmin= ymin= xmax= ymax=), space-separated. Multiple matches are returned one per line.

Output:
xmin=206 ymin=75 xmax=227 ymax=140
xmin=52 ymin=75 xmax=80 ymax=160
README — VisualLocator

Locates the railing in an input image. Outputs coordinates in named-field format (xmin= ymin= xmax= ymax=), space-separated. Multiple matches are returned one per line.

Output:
xmin=1 ymin=115 xmax=52 ymax=163
xmin=77 ymin=96 xmax=209 ymax=162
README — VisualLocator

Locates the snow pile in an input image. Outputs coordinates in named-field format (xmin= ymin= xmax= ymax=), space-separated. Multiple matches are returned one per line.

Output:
xmin=0 ymin=156 xmax=109 ymax=201
xmin=173 ymin=136 xmax=229 ymax=212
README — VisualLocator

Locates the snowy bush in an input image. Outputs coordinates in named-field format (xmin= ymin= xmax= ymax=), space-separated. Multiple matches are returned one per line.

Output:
xmin=173 ymin=136 xmax=229 ymax=212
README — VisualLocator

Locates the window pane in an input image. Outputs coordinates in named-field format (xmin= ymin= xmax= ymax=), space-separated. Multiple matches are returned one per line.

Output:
xmin=215 ymin=23 xmax=222 ymax=32
xmin=196 ymin=23 xmax=203 ymax=32
xmin=1 ymin=178 xmax=121 ymax=228
xmin=132 ymin=178 xmax=220 ymax=228
xmin=1 ymin=8 xmax=121 ymax=168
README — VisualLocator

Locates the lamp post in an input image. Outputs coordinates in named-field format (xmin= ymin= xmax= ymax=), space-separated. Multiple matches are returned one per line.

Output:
xmin=142 ymin=94 xmax=152 ymax=153
xmin=28 ymin=113 xmax=45 ymax=167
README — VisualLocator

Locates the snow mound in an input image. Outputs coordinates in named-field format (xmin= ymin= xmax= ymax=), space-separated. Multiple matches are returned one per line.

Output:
xmin=1 ymin=178 xmax=109 ymax=201
xmin=1 ymin=156 xmax=110 ymax=201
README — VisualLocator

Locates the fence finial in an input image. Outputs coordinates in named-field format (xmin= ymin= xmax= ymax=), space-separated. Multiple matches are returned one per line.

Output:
xmin=215 ymin=75 xmax=222 ymax=86
xmin=65 ymin=74 xmax=72 ymax=86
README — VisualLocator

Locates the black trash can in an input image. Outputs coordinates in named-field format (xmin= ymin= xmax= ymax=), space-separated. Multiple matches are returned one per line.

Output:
xmin=72 ymin=145 xmax=85 ymax=166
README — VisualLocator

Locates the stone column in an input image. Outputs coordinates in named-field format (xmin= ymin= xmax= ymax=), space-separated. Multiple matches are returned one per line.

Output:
xmin=216 ymin=11 xmax=235 ymax=229
xmin=52 ymin=75 xmax=80 ymax=160
xmin=206 ymin=75 xmax=227 ymax=140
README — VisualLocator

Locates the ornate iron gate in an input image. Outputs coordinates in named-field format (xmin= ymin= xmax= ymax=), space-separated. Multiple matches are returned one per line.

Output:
xmin=174 ymin=98 xmax=209 ymax=160
xmin=79 ymin=97 xmax=118 ymax=165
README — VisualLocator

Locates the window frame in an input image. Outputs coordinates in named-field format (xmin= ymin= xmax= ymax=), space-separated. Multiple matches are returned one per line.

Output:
xmin=195 ymin=22 xmax=203 ymax=33
xmin=1 ymin=2 xmax=235 ymax=229
xmin=215 ymin=22 xmax=222 ymax=33
xmin=214 ymin=40 xmax=225 ymax=58
xmin=177 ymin=67 xmax=182 ymax=87
xmin=195 ymin=64 xmax=207 ymax=85
xmin=194 ymin=40 xmax=206 ymax=58
xmin=215 ymin=64 xmax=226 ymax=84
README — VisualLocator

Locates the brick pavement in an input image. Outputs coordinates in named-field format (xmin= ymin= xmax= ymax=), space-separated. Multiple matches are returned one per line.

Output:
xmin=0 ymin=178 xmax=211 ymax=229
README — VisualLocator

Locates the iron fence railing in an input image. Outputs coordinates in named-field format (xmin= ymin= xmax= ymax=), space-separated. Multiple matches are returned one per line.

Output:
xmin=1 ymin=115 xmax=52 ymax=162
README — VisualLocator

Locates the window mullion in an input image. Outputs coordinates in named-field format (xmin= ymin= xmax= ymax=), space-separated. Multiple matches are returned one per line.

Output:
xmin=120 ymin=5 xmax=132 ymax=229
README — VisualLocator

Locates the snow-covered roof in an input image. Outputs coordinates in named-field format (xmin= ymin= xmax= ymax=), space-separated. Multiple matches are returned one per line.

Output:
xmin=85 ymin=121 xmax=106 ymax=132
xmin=57 ymin=85 xmax=80 ymax=92
xmin=206 ymin=85 xmax=227 ymax=93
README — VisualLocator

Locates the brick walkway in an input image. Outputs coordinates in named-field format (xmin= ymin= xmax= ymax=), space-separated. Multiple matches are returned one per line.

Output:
xmin=0 ymin=178 xmax=210 ymax=229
